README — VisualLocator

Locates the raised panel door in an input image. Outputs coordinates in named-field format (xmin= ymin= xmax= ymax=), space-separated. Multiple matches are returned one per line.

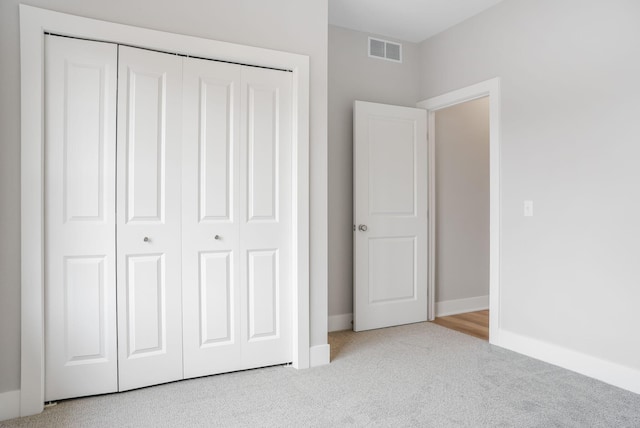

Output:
xmin=239 ymin=67 xmax=292 ymax=367
xmin=44 ymin=35 xmax=118 ymax=401
xmin=353 ymin=101 xmax=428 ymax=331
xmin=116 ymin=46 xmax=183 ymax=391
xmin=181 ymin=57 xmax=242 ymax=378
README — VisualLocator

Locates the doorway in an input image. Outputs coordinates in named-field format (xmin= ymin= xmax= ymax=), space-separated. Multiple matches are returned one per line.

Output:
xmin=417 ymin=78 xmax=501 ymax=344
xmin=431 ymin=97 xmax=490 ymax=340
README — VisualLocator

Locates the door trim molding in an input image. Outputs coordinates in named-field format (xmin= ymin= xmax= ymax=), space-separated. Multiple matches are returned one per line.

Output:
xmin=20 ymin=5 xmax=310 ymax=417
xmin=417 ymin=78 xmax=501 ymax=344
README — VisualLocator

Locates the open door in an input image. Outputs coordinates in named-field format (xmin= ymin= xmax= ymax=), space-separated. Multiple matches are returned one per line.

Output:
xmin=353 ymin=101 xmax=428 ymax=331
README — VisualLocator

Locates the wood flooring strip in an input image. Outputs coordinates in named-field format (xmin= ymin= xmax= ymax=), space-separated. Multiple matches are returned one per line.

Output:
xmin=434 ymin=318 xmax=486 ymax=339
xmin=432 ymin=310 xmax=489 ymax=341
xmin=455 ymin=311 xmax=489 ymax=327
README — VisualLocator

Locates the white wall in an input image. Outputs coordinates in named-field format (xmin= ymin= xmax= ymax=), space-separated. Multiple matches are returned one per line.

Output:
xmin=434 ymin=97 xmax=490 ymax=308
xmin=0 ymin=0 xmax=22 ymax=396
xmin=0 ymin=0 xmax=328 ymax=395
xmin=328 ymin=26 xmax=420 ymax=328
xmin=421 ymin=0 xmax=640 ymax=371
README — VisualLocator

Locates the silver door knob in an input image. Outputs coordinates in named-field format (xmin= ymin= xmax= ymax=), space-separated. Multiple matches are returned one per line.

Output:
xmin=143 ymin=236 xmax=150 ymax=242
xmin=358 ymin=224 xmax=368 ymax=232
xmin=214 ymin=235 xmax=221 ymax=240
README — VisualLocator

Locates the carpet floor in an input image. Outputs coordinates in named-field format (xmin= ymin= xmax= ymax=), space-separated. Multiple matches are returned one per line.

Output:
xmin=3 ymin=322 xmax=640 ymax=427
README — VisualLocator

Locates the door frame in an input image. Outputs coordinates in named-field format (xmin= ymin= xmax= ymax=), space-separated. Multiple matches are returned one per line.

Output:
xmin=20 ymin=5 xmax=310 ymax=417
xmin=417 ymin=78 xmax=501 ymax=343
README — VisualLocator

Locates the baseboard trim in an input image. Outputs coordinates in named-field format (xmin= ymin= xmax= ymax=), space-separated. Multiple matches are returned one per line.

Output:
xmin=309 ymin=344 xmax=330 ymax=367
xmin=0 ymin=389 xmax=20 ymax=422
xmin=436 ymin=295 xmax=489 ymax=317
xmin=497 ymin=330 xmax=640 ymax=395
xmin=328 ymin=313 xmax=353 ymax=332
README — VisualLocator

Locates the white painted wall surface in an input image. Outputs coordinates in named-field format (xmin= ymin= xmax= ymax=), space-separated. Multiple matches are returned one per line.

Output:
xmin=328 ymin=26 xmax=420 ymax=325
xmin=0 ymin=0 xmax=21 ymax=395
xmin=0 ymin=0 xmax=328 ymax=394
xmin=420 ymin=0 xmax=640 ymax=369
xmin=434 ymin=98 xmax=490 ymax=304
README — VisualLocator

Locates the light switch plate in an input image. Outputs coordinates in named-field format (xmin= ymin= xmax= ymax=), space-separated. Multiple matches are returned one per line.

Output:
xmin=524 ymin=200 xmax=533 ymax=217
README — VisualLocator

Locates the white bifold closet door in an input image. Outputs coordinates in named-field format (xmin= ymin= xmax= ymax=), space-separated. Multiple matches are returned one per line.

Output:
xmin=181 ymin=57 xmax=292 ymax=378
xmin=181 ymin=58 xmax=242 ymax=377
xmin=45 ymin=35 xmax=293 ymax=400
xmin=116 ymin=46 xmax=184 ymax=391
xmin=239 ymin=66 xmax=292 ymax=368
xmin=44 ymin=35 xmax=118 ymax=401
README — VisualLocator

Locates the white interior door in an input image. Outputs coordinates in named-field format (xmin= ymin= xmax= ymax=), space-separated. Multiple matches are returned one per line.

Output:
xmin=44 ymin=35 xmax=118 ymax=400
xmin=116 ymin=46 xmax=183 ymax=390
xmin=239 ymin=66 xmax=293 ymax=367
xmin=181 ymin=57 xmax=242 ymax=378
xmin=353 ymin=101 xmax=428 ymax=331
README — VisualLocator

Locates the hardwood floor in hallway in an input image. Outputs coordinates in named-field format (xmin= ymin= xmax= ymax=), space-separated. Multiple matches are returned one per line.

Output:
xmin=432 ymin=310 xmax=489 ymax=341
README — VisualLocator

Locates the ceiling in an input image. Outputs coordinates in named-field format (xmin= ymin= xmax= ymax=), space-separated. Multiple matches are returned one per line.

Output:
xmin=328 ymin=0 xmax=505 ymax=43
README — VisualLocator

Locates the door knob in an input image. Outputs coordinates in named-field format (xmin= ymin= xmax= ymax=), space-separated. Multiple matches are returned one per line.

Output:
xmin=358 ymin=224 xmax=368 ymax=232
xmin=214 ymin=235 xmax=221 ymax=240
xmin=143 ymin=236 xmax=150 ymax=242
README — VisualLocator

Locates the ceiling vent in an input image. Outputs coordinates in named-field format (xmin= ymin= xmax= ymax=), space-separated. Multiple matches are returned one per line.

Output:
xmin=368 ymin=37 xmax=402 ymax=63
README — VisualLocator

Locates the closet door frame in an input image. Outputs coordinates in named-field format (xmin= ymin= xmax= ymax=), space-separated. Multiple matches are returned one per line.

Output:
xmin=20 ymin=5 xmax=310 ymax=417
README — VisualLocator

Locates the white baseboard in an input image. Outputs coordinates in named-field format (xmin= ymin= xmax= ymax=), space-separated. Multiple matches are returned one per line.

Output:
xmin=328 ymin=313 xmax=353 ymax=332
xmin=496 ymin=329 xmax=640 ymax=395
xmin=0 ymin=390 xmax=20 ymax=422
xmin=309 ymin=344 xmax=330 ymax=367
xmin=436 ymin=295 xmax=489 ymax=317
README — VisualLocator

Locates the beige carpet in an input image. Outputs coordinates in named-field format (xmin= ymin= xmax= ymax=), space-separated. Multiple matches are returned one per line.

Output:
xmin=3 ymin=322 xmax=640 ymax=427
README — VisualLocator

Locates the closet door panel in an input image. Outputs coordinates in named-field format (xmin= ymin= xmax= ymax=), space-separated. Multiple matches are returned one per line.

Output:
xmin=125 ymin=70 xmax=166 ymax=222
xmin=240 ymin=67 xmax=293 ymax=368
xmin=126 ymin=254 xmax=166 ymax=355
xmin=247 ymin=86 xmax=278 ymax=221
xmin=182 ymin=57 xmax=242 ymax=378
xmin=247 ymin=249 xmax=278 ymax=339
xmin=62 ymin=257 xmax=108 ymax=358
xmin=199 ymin=251 xmax=233 ymax=344
xmin=44 ymin=35 xmax=118 ymax=401
xmin=117 ymin=46 xmax=183 ymax=391
xmin=199 ymin=79 xmax=234 ymax=221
